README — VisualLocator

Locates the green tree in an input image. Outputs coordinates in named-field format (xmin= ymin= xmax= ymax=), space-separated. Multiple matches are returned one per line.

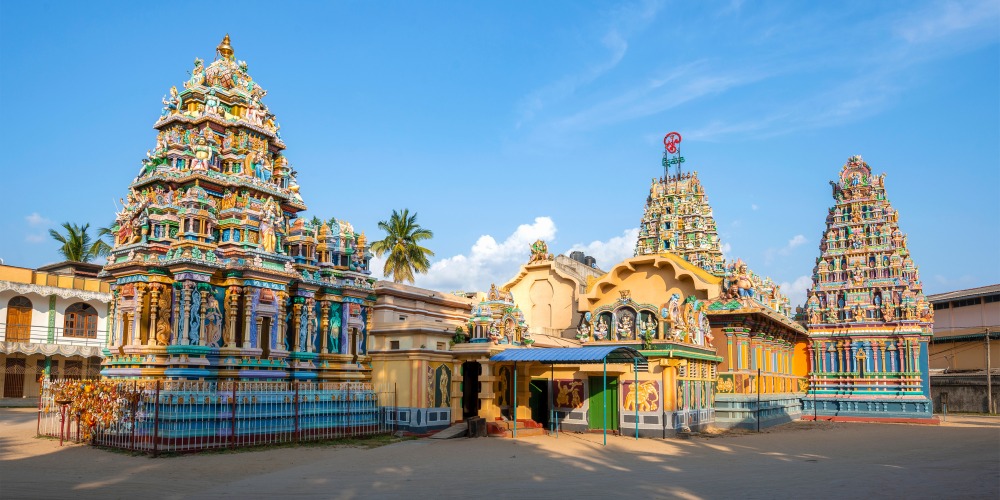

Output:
xmin=48 ymin=222 xmax=108 ymax=263
xmin=371 ymin=209 xmax=434 ymax=284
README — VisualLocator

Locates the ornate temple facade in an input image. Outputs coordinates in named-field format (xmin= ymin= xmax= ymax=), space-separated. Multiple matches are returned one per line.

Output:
xmin=803 ymin=155 xmax=935 ymax=421
xmin=635 ymin=172 xmax=726 ymax=276
xmin=101 ymin=36 xmax=376 ymax=382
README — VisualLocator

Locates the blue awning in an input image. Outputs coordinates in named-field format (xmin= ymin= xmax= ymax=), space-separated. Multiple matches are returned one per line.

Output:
xmin=490 ymin=346 xmax=645 ymax=365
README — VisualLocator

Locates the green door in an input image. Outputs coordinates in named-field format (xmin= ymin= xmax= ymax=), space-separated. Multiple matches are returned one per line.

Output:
xmin=588 ymin=376 xmax=619 ymax=430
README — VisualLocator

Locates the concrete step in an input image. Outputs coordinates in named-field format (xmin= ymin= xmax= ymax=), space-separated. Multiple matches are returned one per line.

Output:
xmin=428 ymin=422 xmax=467 ymax=439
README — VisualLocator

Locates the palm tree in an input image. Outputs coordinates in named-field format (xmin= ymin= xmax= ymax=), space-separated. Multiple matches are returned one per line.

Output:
xmin=371 ymin=209 xmax=434 ymax=284
xmin=49 ymin=222 xmax=108 ymax=263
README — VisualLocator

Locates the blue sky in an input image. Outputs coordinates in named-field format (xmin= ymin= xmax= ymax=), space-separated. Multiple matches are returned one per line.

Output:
xmin=1 ymin=1 xmax=997 ymax=307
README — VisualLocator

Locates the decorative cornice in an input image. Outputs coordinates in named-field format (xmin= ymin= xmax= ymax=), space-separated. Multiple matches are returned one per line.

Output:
xmin=0 ymin=280 xmax=111 ymax=303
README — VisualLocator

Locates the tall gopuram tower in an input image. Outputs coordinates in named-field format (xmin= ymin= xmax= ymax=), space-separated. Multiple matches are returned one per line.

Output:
xmin=803 ymin=155 xmax=935 ymax=422
xmin=101 ymin=36 xmax=376 ymax=383
xmin=634 ymin=133 xmax=725 ymax=276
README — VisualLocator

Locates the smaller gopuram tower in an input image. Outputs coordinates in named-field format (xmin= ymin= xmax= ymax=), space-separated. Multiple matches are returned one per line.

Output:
xmin=634 ymin=133 xmax=725 ymax=276
xmin=101 ymin=36 xmax=376 ymax=382
xmin=803 ymin=155 xmax=935 ymax=421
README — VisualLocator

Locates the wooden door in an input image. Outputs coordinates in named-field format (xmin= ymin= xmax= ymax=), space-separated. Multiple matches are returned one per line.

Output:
xmin=5 ymin=298 xmax=32 ymax=342
xmin=3 ymin=358 xmax=26 ymax=397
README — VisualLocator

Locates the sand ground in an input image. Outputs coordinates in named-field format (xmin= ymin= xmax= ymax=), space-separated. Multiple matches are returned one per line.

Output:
xmin=1 ymin=408 xmax=998 ymax=499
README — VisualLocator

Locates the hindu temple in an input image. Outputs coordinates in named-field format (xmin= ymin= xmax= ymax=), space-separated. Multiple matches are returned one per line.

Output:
xmin=802 ymin=155 xmax=935 ymax=421
xmin=100 ymin=35 xmax=377 ymax=383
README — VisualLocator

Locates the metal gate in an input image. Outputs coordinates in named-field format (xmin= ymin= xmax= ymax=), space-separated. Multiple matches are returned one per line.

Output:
xmin=3 ymin=358 xmax=26 ymax=397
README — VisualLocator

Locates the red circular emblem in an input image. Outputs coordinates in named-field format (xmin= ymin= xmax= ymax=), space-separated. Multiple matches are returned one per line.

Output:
xmin=663 ymin=132 xmax=682 ymax=154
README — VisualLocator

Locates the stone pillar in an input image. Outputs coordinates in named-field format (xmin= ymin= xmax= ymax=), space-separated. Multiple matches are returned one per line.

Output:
xmin=199 ymin=289 xmax=208 ymax=346
xmin=181 ymin=282 xmax=193 ymax=345
xmin=255 ymin=317 xmax=263 ymax=348
xmin=305 ymin=298 xmax=316 ymax=353
xmin=291 ymin=301 xmax=302 ymax=353
xmin=171 ymin=285 xmax=180 ymax=346
xmin=224 ymin=286 xmax=239 ymax=348
xmin=276 ymin=291 xmax=287 ymax=352
xmin=133 ymin=283 xmax=147 ymax=345
xmin=242 ymin=286 xmax=253 ymax=349
xmin=319 ymin=300 xmax=329 ymax=354
xmin=147 ymin=284 xmax=160 ymax=346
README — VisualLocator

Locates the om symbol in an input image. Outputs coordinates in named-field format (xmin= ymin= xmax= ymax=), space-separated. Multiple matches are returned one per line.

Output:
xmin=663 ymin=132 xmax=682 ymax=154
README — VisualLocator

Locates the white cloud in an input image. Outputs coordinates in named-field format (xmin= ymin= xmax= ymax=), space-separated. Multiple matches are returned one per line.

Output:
xmin=368 ymin=254 xmax=387 ymax=281
xmin=750 ymin=204 xmax=759 ymax=211
xmin=25 ymin=234 xmax=45 ymax=243
xmin=764 ymin=234 xmax=808 ymax=264
xmin=25 ymin=212 xmax=51 ymax=227
xmin=779 ymin=275 xmax=813 ymax=309
xmin=568 ymin=228 xmax=640 ymax=270
xmin=720 ymin=242 xmax=732 ymax=260
xmin=415 ymin=217 xmax=558 ymax=292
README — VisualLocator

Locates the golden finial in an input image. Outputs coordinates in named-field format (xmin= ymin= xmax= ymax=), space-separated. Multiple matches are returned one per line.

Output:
xmin=358 ymin=231 xmax=367 ymax=247
xmin=216 ymin=34 xmax=235 ymax=61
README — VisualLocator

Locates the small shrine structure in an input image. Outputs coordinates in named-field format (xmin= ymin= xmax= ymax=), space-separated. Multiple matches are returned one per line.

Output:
xmin=803 ymin=155 xmax=935 ymax=421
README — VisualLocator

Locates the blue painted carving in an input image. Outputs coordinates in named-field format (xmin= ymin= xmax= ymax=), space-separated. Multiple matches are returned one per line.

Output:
xmin=339 ymin=302 xmax=349 ymax=355
xmin=298 ymin=304 xmax=308 ymax=351
xmin=248 ymin=288 xmax=261 ymax=348
xmin=189 ymin=288 xmax=201 ymax=345
xmin=309 ymin=301 xmax=320 ymax=352
xmin=270 ymin=306 xmax=279 ymax=349
xmin=359 ymin=306 xmax=368 ymax=355
xmin=328 ymin=303 xmax=341 ymax=354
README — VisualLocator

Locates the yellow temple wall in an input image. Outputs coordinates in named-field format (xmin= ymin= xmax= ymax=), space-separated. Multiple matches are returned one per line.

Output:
xmin=504 ymin=263 xmax=581 ymax=338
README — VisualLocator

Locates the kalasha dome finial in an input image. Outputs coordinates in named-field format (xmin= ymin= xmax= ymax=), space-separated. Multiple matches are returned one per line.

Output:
xmin=216 ymin=34 xmax=235 ymax=61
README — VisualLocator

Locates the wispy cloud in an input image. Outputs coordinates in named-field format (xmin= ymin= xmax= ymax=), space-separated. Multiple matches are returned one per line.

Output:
xmin=26 ymin=212 xmax=51 ymax=227
xmin=514 ymin=0 xmax=662 ymax=129
xmin=764 ymin=234 xmax=807 ymax=264
xmin=893 ymin=0 xmax=999 ymax=44
xmin=24 ymin=212 xmax=52 ymax=244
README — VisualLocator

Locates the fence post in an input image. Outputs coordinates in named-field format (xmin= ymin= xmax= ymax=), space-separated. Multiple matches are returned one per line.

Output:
xmin=230 ymin=381 xmax=237 ymax=449
xmin=152 ymin=380 xmax=161 ymax=457
xmin=294 ymin=382 xmax=300 ymax=443
xmin=129 ymin=381 xmax=138 ymax=452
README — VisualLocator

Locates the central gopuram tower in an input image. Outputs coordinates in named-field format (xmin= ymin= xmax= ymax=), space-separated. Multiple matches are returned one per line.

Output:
xmin=101 ymin=36 xmax=376 ymax=382
xmin=803 ymin=155 xmax=935 ymax=421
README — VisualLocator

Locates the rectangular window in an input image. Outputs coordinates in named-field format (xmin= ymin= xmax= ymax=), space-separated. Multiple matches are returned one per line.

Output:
xmin=437 ymin=342 xmax=446 ymax=351
xmin=984 ymin=294 xmax=1000 ymax=304
xmin=390 ymin=340 xmax=400 ymax=350
xmin=399 ymin=316 xmax=406 ymax=321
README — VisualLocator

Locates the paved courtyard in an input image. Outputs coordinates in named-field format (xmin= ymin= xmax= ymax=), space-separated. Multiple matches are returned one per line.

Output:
xmin=1 ymin=408 xmax=997 ymax=499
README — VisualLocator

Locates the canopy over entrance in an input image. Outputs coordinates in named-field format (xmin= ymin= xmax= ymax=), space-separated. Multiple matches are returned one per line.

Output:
xmin=489 ymin=346 xmax=647 ymax=444
xmin=490 ymin=346 xmax=645 ymax=365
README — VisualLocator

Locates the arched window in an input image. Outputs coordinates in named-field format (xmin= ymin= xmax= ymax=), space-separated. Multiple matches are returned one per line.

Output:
xmin=5 ymin=296 xmax=33 ymax=342
xmin=64 ymin=303 xmax=98 ymax=338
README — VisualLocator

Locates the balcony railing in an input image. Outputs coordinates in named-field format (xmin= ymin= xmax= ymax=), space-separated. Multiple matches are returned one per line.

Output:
xmin=0 ymin=323 xmax=107 ymax=348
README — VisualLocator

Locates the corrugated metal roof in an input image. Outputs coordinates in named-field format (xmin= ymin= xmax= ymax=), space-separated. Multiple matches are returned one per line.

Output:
xmin=927 ymin=284 xmax=1000 ymax=303
xmin=490 ymin=345 xmax=645 ymax=364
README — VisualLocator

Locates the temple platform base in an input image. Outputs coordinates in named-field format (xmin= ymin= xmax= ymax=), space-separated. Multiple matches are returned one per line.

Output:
xmin=802 ymin=395 xmax=938 ymax=424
